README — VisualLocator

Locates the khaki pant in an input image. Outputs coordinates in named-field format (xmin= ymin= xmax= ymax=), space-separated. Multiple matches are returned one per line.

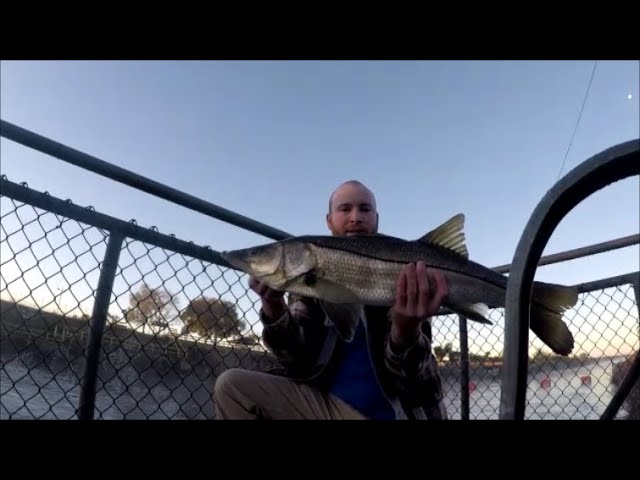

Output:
xmin=213 ymin=368 xmax=367 ymax=420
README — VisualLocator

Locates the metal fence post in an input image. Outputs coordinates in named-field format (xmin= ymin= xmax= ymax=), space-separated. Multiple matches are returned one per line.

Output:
xmin=635 ymin=280 xmax=640 ymax=336
xmin=77 ymin=230 xmax=124 ymax=420
xmin=459 ymin=315 xmax=470 ymax=420
xmin=600 ymin=276 xmax=640 ymax=420
xmin=600 ymin=351 xmax=640 ymax=420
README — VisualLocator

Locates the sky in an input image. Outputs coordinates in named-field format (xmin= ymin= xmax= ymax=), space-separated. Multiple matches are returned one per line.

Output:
xmin=1 ymin=60 xmax=638 ymax=356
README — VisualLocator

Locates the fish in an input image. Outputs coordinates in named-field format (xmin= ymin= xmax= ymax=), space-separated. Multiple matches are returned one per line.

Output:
xmin=220 ymin=214 xmax=578 ymax=355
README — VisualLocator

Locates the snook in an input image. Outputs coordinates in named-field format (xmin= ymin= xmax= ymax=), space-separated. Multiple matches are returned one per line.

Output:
xmin=221 ymin=214 xmax=578 ymax=355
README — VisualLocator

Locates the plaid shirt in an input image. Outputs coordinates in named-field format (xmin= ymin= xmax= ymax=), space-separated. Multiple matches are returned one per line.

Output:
xmin=261 ymin=295 xmax=447 ymax=420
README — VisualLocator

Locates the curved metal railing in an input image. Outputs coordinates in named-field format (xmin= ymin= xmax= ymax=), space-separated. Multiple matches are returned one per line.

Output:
xmin=499 ymin=138 xmax=640 ymax=420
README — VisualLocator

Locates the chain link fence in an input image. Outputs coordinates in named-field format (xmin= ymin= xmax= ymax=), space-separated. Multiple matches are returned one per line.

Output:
xmin=433 ymin=280 xmax=639 ymax=419
xmin=1 ymin=177 xmax=639 ymax=420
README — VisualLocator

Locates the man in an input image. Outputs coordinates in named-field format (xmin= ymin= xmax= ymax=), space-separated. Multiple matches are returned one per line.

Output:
xmin=213 ymin=180 xmax=449 ymax=420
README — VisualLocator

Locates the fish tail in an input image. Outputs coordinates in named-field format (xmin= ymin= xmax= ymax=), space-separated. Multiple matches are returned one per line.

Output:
xmin=529 ymin=281 xmax=578 ymax=355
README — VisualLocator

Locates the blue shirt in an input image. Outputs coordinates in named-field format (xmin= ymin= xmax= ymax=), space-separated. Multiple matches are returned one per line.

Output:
xmin=329 ymin=320 xmax=396 ymax=420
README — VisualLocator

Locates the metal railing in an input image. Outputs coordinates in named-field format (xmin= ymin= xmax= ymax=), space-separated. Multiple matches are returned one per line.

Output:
xmin=1 ymin=121 xmax=639 ymax=420
xmin=0 ymin=120 xmax=291 ymax=241
xmin=500 ymin=137 xmax=639 ymax=419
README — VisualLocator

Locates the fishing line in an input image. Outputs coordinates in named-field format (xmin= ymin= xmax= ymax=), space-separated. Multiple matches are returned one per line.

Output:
xmin=556 ymin=60 xmax=598 ymax=181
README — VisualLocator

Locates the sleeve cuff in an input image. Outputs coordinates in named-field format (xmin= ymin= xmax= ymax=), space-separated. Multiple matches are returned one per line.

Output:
xmin=384 ymin=332 xmax=430 ymax=378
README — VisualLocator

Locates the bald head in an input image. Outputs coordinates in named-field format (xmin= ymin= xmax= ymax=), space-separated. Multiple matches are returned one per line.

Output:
xmin=326 ymin=180 xmax=378 ymax=236
xmin=328 ymin=180 xmax=377 ymax=213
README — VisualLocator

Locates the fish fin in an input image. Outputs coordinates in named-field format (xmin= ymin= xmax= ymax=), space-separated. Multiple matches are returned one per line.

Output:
xmin=319 ymin=301 xmax=363 ymax=342
xmin=447 ymin=302 xmax=493 ymax=325
xmin=529 ymin=282 xmax=578 ymax=355
xmin=418 ymin=213 xmax=469 ymax=258
xmin=532 ymin=281 xmax=579 ymax=313
xmin=312 ymin=277 xmax=361 ymax=304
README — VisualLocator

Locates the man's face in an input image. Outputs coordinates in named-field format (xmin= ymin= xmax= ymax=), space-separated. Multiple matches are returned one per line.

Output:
xmin=326 ymin=183 xmax=378 ymax=236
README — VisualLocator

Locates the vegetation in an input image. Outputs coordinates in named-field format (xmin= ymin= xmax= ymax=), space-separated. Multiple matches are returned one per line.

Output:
xmin=123 ymin=282 xmax=176 ymax=327
xmin=180 ymin=295 xmax=246 ymax=340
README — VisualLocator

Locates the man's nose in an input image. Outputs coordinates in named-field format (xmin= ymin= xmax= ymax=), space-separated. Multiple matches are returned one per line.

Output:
xmin=348 ymin=211 xmax=363 ymax=223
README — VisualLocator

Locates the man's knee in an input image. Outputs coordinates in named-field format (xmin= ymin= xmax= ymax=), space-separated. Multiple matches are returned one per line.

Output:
xmin=214 ymin=368 xmax=247 ymax=400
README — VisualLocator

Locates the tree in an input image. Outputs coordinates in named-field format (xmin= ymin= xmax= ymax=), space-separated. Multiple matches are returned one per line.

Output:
xmin=433 ymin=345 xmax=446 ymax=363
xmin=125 ymin=282 xmax=175 ymax=327
xmin=180 ymin=296 xmax=245 ymax=340
xmin=434 ymin=342 xmax=453 ymax=363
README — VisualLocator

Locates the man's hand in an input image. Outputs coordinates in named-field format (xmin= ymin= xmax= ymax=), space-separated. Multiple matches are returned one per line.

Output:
xmin=249 ymin=277 xmax=286 ymax=321
xmin=390 ymin=261 xmax=448 ymax=348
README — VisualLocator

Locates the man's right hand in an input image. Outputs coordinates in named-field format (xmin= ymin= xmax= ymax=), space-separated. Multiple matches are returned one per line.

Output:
xmin=248 ymin=277 xmax=287 ymax=321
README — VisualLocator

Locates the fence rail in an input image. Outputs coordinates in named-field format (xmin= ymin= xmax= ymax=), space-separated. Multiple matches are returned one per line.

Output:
xmin=1 ymin=121 xmax=639 ymax=420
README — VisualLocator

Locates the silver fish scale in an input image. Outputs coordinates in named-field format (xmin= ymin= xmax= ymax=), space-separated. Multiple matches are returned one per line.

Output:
xmin=296 ymin=234 xmax=463 ymax=265
xmin=310 ymin=244 xmax=405 ymax=305
xmin=295 ymin=234 xmax=508 ymax=290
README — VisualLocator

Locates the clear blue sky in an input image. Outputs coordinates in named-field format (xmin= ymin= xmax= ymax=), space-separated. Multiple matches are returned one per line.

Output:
xmin=1 ymin=60 xmax=638 ymax=351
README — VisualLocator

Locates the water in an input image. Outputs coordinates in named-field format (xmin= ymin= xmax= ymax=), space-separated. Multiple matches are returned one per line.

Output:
xmin=1 ymin=353 xmax=632 ymax=420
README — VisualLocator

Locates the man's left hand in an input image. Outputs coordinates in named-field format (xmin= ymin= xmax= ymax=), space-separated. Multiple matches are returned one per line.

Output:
xmin=390 ymin=261 xmax=449 ymax=348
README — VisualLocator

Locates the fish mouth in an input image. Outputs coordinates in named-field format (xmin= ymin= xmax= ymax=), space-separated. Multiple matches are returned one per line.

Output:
xmin=220 ymin=251 xmax=249 ymax=272
xmin=220 ymin=249 xmax=281 ymax=279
